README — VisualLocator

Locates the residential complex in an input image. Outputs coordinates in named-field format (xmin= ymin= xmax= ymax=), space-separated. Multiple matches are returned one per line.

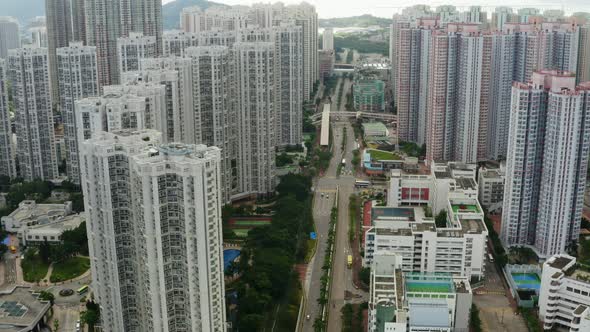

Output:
xmin=80 ymin=130 xmax=226 ymax=331
xmin=0 ymin=59 xmax=16 ymax=178
xmin=57 ymin=42 xmax=100 ymax=185
xmin=7 ymin=47 xmax=58 ymax=181
xmin=501 ymin=71 xmax=590 ymax=258
xmin=368 ymin=252 xmax=473 ymax=332
xmin=117 ymin=32 xmax=157 ymax=74
xmin=539 ymin=254 xmax=590 ymax=331
xmin=322 ymin=27 xmax=334 ymax=50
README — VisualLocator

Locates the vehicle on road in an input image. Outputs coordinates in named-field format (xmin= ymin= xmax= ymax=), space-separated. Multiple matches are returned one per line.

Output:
xmin=306 ymin=314 xmax=310 ymax=320
xmin=488 ymin=253 xmax=494 ymax=263
xmin=355 ymin=180 xmax=371 ymax=188
xmin=347 ymin=255 xmax=352 ymax=268
xmin=77 ymin=285 xmax=89 ymax=295
xmin=9 ymin=246 xmax=16 ymax=254
xmin=341 ymin=158 xmax=346 ymax=165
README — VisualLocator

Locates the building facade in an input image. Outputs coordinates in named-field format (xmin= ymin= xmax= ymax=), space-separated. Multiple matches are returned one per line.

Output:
xmin=80 ymin=130 xmax=226 ymax=331
xmin=8 ymin=47 xmax=58 ymax=181
xmin=501 ymin=71 xmax=590 ymax=258
xmin=0 ymin=17 xmax=20 ymax=59
xmin=539 ymin=254 xmax=590 ymax=331
xmin=117 ymin=33 xmax=157 ymax=74
xmin=0 ymin=59 xmax=16 ymax=178
xmin=57 ymin=43 xmax=100 ymax=185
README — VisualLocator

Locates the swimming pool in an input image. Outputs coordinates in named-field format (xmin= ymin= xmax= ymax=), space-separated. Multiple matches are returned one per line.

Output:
xmin=223 ymin=249 xmax=241 ymax=272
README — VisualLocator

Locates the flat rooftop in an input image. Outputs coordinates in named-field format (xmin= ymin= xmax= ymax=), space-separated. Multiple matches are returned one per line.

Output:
xmin=548 ymin=256 xmax=574 ymax=270
xmin=456 ymin=178 xmax=477 ymax=190
xmin=0 ymin=287 xmax=51 ymax=332
xmin=372 ymin=207 xmax=415 ymax=220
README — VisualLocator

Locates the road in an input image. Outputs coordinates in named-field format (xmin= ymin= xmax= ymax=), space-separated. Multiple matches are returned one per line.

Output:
xmin=301 ymin=118 xmax=358 ymax=331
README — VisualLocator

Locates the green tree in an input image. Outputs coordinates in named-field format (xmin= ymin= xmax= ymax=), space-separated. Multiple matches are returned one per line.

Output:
xmin=39 ymin=290 xmax=55 ymax=304
xmin=470 ymin=304 xmax=482 ymax=332
xmin=435 ymin=210 xmax=448 ymax=228
xmin=39 ymin=241 xmax=51 ymax=264
xmin=359 ymin=267 xmax=371 ymax=285
xmin=81 ymin=301 xmax=100 ymax=328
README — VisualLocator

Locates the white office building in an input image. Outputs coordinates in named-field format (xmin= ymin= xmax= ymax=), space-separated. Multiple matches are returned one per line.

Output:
xmin=364 ymin=196 xmax=488 ymax=279
xmin=368 ymin=252 xmax=473 ymax=332
xmin=57 ymin=42 xmax=100 ymax=185
xmin=539 ymin=254 xmax=590 ymax=331
xmin=0 ymin=59 xmax=16 ymax=178
xmin=501 ymin=71 xmax=590 ymax=258
xmin=80 ymin=130 xmax=226 ymax=331
xmin=8 ymin=47 xmax=58 ymax=181
xmin=477 ymin=163 xmax=504 ymax=211
xmin=117 ymin=33 xmax=157 ymax=74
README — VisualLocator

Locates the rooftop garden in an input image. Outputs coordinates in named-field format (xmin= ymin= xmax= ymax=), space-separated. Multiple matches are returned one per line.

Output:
xmin=367 ymin=149 xmax=402 ymax=161
xmin=451 ymin=204 xmax=480 ymax=214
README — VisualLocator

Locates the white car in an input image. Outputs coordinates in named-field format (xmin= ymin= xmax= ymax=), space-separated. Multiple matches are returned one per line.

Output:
xmin=76 ymin=320 xmax=81 ymax=331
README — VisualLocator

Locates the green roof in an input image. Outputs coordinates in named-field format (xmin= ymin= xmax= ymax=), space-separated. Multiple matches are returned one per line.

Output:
xmin=367 ymin=149 xmax=402 ymax=161
xmin=451 ymin=204 xmax=479 ymax=214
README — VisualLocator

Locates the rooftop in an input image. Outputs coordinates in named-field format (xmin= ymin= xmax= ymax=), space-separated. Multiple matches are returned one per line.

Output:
xmin=451 ymin=204 xmax=480 ymax=214
xmin=408 ymin=299 xmax=451 ymax=328
xmin=372 ymin=207 xmax=415 ymax=221
xmin=455 ymin=178 xmax=477 ymax=190
xmin=0 ymin=287 xmax=51 ymax=332
xmin=548 ymin=256 xmax=574 ymax=270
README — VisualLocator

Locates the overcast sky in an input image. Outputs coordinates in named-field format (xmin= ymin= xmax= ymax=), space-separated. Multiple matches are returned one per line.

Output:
xmin=163 ymin=0 xmax=590 ymax=19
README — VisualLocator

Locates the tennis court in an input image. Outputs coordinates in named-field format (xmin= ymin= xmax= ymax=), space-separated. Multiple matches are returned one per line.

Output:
xmin=511 ymin=273 xmax=541 ymax=290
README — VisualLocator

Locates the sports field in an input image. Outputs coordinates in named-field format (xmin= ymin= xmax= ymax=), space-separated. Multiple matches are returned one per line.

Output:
xmin=406 ymin=281 xmax=453 ymax=293
xmin=228 ymin=217 xmax=272 ymax=238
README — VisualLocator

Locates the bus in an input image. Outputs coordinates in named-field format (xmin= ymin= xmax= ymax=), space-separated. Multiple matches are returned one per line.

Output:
xmin=355 ymin=180 xmax=371 ymax=188
xmin=347 ymin=255 xmax=353 ymax=269
xmin=77 ymin=285 xmax=89 ymax=295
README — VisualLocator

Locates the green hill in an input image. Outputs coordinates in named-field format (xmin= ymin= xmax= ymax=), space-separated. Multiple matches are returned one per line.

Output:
xmin=320 ymin=15 xmax=392 ymax=28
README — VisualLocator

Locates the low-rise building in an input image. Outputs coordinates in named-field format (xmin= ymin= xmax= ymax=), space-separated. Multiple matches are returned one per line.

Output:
xmin=388 ymin=162 xmax=478 ymax=215
xmin=539 ymin=254 xmax=590 ymax=331
xmin=364 ymin=196 xmax=489 ymax=279
xmin=0 ymin=286 xmax=52 ymax=332
xmin=363 ymin=122 xmax=389 ymax=137
xmin=1 ymin=200 xmax=84 ymax=246
xmin=477 ymin=163 xmax=504 ymax=211
xmin=368 ymin=252 xmax=472 ymax=332
xmin=354 ymin=79 xmax=385 ymax=112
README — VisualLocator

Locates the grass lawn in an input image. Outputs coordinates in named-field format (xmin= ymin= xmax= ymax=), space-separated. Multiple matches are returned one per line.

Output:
xmin=367 ymin=149 xmax=401 ymax=161
xmin=50 ymin=256 xmax=90 ymax=283
xmin=305 ymin=239 xmax=317 ymax=263
xmin=21 ymin=255 xmax=50 ymax=282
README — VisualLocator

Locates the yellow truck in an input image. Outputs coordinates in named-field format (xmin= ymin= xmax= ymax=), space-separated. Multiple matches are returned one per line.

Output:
xmin=347 ymin=255 xmax=352 ymax=269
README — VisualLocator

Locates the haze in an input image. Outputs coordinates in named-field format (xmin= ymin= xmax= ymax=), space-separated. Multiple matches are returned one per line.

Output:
xmin=162 ymin=0 xmax=590 ymax=18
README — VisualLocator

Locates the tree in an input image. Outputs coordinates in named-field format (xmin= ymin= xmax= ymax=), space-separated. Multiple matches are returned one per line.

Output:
xmin=470 ymin=304 xmax=483 ymax=332
xmin=39 ymin=241 xmax=51 ymax=264
xmin=39 ymin=290 xmax=55 ymax=304
xmin=53 ymin=319 xmax=60 ymax=331
xmin=81 ymin=301 xmax=100 ymax=328
xmin=435 ymin=210 xmax=448 ymax=228
xmin=359 ymin=267 xmax=370 ymax=286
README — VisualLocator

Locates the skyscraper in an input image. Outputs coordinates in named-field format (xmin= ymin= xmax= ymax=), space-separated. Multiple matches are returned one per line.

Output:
xmin=186 ymin=46 xmax=235 ymax=202
xmin=7 ymin=47 xmax=58 ymax=181
xmin=234 ymin=42 xmax=277 ymax=197
xmin=117 ymin=32 xmax=157 ymax=74
xmin=0 ymin=59 xmax=16 ymax=178
xmin=85 ymin=0 xmax=163 ymax=85
xmin=46 ymin=0 xmax=86 ymax=101
xmin=286 ymin=3 xmax=318 ymax=100
xmin=578 ymin=25 xmax=590 ymax=83
xmin=322 ymin=27 xmax=334 ymax=50
xmin=80 ymin=129 xmax=226 ymax=331
xmin=501 ymin=71 xmax=590 ymax=257
xmin=57 ymin=42 xmax=100 ymax=185
xmin=425 ymin=24 xmax=483 ymax=164
xmin=0 ymin=17 xmax=20 ymax=59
